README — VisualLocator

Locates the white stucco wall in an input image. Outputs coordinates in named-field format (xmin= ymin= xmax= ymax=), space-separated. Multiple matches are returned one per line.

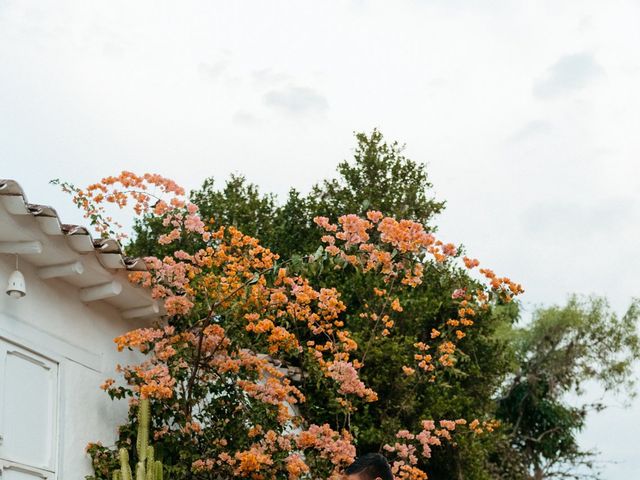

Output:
xmin=0 ymin=255 xmax=149 ymax=479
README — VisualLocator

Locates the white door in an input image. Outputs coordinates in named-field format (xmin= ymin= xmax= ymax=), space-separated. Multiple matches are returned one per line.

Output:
xmin=0 ymin=462 xmax=55 ymax=479
xmin=0 ymin=339 xmax=58 ymax=479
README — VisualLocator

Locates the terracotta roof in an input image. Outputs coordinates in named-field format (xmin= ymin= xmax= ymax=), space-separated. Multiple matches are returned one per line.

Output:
xmin=0 ymin=179 xmax=148 ymax=271
xmin=0 ymin=179 xmax=160 ymax=320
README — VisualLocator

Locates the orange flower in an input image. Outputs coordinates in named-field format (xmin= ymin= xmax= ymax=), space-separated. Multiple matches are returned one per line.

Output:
xmin=391 ymin=298 xmax=403 ymax=312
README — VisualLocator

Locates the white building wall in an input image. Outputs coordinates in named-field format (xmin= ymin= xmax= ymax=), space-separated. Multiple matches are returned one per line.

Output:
xmin=0 ymin=255 xmax=148 ymax=479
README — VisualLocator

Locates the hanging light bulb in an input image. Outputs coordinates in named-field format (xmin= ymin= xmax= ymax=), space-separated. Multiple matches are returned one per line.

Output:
xmin=6 ymin=254 xmax=26 ymax=299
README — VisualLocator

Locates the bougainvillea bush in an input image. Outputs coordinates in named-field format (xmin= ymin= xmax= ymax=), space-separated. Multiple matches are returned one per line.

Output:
xmin=58 ymin=172 xmax=522 ymax=480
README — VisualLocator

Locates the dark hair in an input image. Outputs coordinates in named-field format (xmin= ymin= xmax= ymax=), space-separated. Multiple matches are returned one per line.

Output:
xmin=345 ymin=453 xmax=393 ymax=480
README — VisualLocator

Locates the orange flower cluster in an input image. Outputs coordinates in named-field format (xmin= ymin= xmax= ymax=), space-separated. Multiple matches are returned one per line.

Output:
xmin=313 ymin=212 xmax=524 ymax=371
xmin=469 ymin=418 xmax=501 ymax=434
xmin=238 ymin=376 xmax=304 ymax=423
xmin=285 ymin=454 xmax=310 ymax=480
xmin=128 ymin=224 xmax=279 ymax=320
xmin=410 ymin=293 xmax=482 ymax=377
xmin=233 ymin=447 xmax=274 ymax=477
xmin=463 ymin=256 xmax=480 ymax=269
xmin=114 ymin=327 xmax=168 ymax=352
xmin=463 ymin=256 xmax=524 ymax=302
xmin=243 ymin=269 xmax=373 ymax=401
xmin=198 ymin=424 xmax=354 ymax=480
xmin=402 ymin=255 xmax=524 ymax=378
xmin=413 ymin=341 xmax=435 ymax=375
xmin=314 ymin=213 xmax=457 ymax=287
xmin=132 ymin=363 xmax=175 ymax=399
xmin=54 ymin=171 xmax=184 ymax=240
xmin=113 ymin=320 xmax=306 ymax=416
xmin=479 ymin=268 xmax=524 ymax=302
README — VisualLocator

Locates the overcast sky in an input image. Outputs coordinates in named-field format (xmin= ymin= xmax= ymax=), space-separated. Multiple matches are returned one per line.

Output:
xmin=1 ymin=1 xmax=640 ymax=477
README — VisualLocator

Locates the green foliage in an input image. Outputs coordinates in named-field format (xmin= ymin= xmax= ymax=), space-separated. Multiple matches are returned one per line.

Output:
xmin=310 ymin=129 xmax=445 ymax=223
xmin=191 ymin=174 xmax=279 ymax=242
xmin=496 ymin=296 xmax=640 ymax=479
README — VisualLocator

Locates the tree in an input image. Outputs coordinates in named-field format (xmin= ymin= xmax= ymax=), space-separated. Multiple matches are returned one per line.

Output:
xmin=57 ymin=169 xmax=523 ymax=480
xmin=272 ymin=128 xmax=445 ymax=258
xmin=496 ymin=296 xmax=640 ymax=479
xmin=124 ymin=130 xmax=522 ymax=479
xmin=311 ymin=129 xmax=445 ymax=223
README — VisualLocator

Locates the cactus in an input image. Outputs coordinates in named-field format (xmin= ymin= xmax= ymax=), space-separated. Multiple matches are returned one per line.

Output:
xmin=137 ymin=398 xmax=150 ymax=464
xmin=111 ymin=398 xmax=164 ymax=480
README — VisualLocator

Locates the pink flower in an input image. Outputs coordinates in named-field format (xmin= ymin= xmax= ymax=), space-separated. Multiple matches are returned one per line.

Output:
xmin=337 ymin=214 xmax=372 ymax=247
xmin=451 ymin=288 xmax=466 ymax=299
xmin=439 ymin=420 xmax=457 ymax=431
xmin=185 ymin=214 xmax=205 ymax=234
xmin=174 ymin=250 xmax=192 ymax=261
xmin=313 ymin=216 xmax=338 ymax=232
xmin=327 ymin=361 xmax=377 ymax=401
xmin=186 ymin=203 xmax=199 ymax=214
xmin=159 ymin=228 xmax=181 ymax=245
xmin=296 ymin=424 xmax=356 ymax=467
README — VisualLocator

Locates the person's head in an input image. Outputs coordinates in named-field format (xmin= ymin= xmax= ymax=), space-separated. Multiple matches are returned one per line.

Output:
xmin=345 ymin=453 xmax=393 ymax=480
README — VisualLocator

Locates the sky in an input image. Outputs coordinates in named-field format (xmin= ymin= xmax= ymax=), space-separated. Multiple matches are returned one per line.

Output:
xmin=1 ymin=0 xmax=639 ymax=477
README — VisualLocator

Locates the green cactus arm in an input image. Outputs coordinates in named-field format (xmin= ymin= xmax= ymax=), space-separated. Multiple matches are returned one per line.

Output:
xmin=136 ymin=461 xmax=146 ymax=480
xmin=145 ymin=446 xmax=155 ymax=480
xmin=147 ymin=445 xmax=155 ymax=465
xmin=112 ymin=399 xmax=163 ymax=480
xmin=119 ymin=448 xmax=133 ymax=480
xmin=137 ymin=399 xmax=150 ymax=463
xmin=154 ymin=461 xmax=163 ymax=480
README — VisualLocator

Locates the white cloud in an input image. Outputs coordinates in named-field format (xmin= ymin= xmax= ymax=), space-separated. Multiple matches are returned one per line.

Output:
xmin=508 ymin=120 xmax=554 ymax=142
xmin=263 ymin=86 xmax=328 ymax=115
xmin=198 ymin=59 xmax=231 ymax=81
xmin=533 ymin=52 xmax=604 ymax=99
xmin=251 ymin=68 xmax=290 ymax=86
xmin=232 ymin=109 xmax=261 ymax=126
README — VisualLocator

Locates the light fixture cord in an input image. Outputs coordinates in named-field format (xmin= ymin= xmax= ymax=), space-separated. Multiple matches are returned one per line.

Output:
xmin=15 ymin=254 xmax=18 ymax=270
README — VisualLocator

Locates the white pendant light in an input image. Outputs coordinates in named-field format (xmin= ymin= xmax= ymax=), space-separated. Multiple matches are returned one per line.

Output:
xmin=6 ymin=255 xmax=26 ymax=299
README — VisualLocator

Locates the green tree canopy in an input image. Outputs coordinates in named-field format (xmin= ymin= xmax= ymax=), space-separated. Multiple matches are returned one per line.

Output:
xmin=496 ymin=296 xmax=640 ymax=479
